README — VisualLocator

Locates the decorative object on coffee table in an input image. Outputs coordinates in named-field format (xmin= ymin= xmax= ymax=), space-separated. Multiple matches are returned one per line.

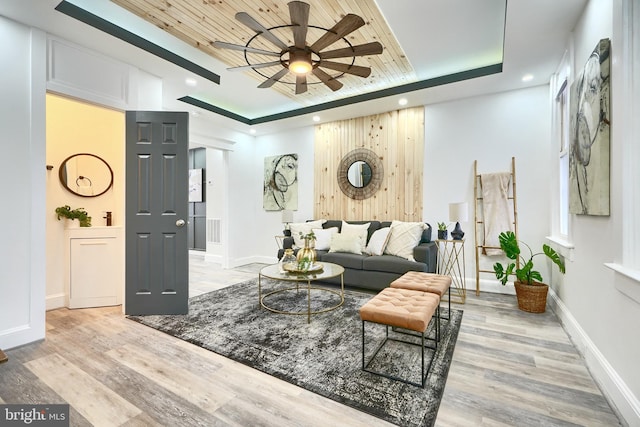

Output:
xmin=296 ymin=230 xmax=317 ymax=264
xmin=493 ymin=231 xmax=565 ymax=313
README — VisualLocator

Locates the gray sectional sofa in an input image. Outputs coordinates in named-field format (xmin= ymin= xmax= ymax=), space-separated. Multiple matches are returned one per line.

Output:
xmin=277 ymin=220 xmax=437 ymax=292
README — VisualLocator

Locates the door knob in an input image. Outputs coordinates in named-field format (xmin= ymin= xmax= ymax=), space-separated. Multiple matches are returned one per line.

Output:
xmin=176 ymin=219 xmax=186 ymax=227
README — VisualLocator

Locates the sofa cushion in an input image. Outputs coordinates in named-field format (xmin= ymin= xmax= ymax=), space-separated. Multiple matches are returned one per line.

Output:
xmin=312 ymin=227 xmax=338 ymax=250
xmin=323 ymin=220 xmax=381 ymax=243
xmin=290 ymin=219 xmax=326 ymax=248
xmin=328 ymin=233 xmax=362 ymax=254
xmin=363 ymin=255 xmax=427 ymax=275
xmin=384 ymin=221 xmax=426 ymax=261
xmin=364 ymin=227 xmax=391 ymax=256
xmin=321 ymin=252 xmax=365 ymax=270
xmin=341 ymin=221 xmax=370 ymax=252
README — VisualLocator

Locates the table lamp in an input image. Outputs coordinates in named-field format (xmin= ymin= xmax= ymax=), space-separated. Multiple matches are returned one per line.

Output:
xmin=281 ymin=209 xmax=294 ymax=236
xmin=449 ymin=202 xmax=468 ymax=240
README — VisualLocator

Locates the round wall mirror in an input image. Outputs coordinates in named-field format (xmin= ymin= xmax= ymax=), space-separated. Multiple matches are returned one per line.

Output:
xmin=347 ymin=161 xmax=373 ymax=188
xmin=337 ymin=148 xmax=383 ymax=200
xmin=59 ymin=153 xmax=114 ymax=197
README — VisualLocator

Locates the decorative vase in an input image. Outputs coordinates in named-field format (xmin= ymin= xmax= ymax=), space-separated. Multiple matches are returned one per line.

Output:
xmin=514 ymin=281 xmax=548 ymax=313
xmin=280 ymin=248 xmax=297 ymax=271
xmin=296 ymin=238 xmax=317 ymax=265
xmin=437 ymin=230 xmax=448 ymax=240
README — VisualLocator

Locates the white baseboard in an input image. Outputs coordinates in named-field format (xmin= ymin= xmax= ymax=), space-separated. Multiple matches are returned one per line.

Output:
xmin=548 ymin=288 xmax=640 ymax=426
xmin=46 ymin=293 xmax=66 ymax=311
xmin=204 ymin=253 xmax=222 ymax=264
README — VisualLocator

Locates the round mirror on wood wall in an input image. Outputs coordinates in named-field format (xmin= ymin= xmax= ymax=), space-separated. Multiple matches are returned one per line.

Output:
xmin=337 ymin=148 xmax=383 ymax=200
xmin=59 ymin=153 xmax=114 ymax=197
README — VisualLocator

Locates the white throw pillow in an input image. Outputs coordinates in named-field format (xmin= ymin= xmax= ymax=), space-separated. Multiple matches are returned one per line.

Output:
xmin=341 ymin=221 xmax=370 ymax=252
xmin=312 ymin=227 xmax=339 ymax=250
xmin=365 ymin=227 xmax=391 ymax=256
xmin=329 ymin=233 xmax=363 ymax=255
xmin=289 ymin=219 xmax=326 ymax=248
xmin=384 ymin=221 xmax=426 ymax=261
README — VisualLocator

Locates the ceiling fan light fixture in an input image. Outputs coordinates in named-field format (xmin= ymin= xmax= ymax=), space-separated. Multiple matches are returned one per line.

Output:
xmin=288 ymin=48 xmax=312 ymax=74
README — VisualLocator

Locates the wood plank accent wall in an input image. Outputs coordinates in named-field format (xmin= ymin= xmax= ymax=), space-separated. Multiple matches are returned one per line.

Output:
xmin=314 ymin=107 xmax=424 ymax=221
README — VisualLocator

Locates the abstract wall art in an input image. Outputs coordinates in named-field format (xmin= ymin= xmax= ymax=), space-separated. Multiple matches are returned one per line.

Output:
xmin=263 ymin=153 xmax=298 ymax=211
xmin=569 ymin=38 xmax=611 ymax=216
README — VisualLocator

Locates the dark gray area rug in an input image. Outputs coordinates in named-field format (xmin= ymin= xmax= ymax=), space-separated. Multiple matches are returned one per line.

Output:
xmin=128 ymin=279 xmax=462 ymax=427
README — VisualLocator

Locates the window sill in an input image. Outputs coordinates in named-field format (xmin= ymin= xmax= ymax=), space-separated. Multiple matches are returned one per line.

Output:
xmin=604 ymin=263 xmax=640 ymax=283
xmin=605 ymin=263 xmax=640 ymax=304
xmin=545 ymin=235 xmax=575 ymax=261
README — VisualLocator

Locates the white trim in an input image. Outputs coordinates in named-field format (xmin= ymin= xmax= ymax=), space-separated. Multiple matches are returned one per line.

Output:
xmin=548 ymin=288 xmax=640 ymax=425
xmin=46 ymin=293 xmax=66 ymax=311
xmin=620 ymin=0 xmax=640 ymax=270
xmin=605 ymin=263 xmax=640 ymax=283
xmin=545 ymin=235 xmax=575 ymax=261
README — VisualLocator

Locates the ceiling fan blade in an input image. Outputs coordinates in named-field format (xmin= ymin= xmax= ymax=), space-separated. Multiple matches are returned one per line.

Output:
xmin=213 ymin=41 xmax=281 ymax=57
xmin=227 ymin=61 xmax=283 ymax=71
xmin=310 ymin=14 xmax=365 ymax=52
xmin=289 ymin=1 xmax=310 ymax=49
xmin=295 ymin=74 xmax=308 ymax=94
xmin=317 ymin=61 xmax=371 ymax=77
xmin=319 ymin=42 xmax=383 ymax=60
xmin=312 ymin=67 xmax=343 ymax=92
xmin=258 ymin=68 xmax=290 ymax=88
xmin=235 ymin=12 xmax=288 ymax=50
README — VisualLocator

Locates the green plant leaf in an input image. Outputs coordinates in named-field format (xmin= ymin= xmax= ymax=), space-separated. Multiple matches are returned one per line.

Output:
xmin=530 ymin=270 xmax=543 ymax=283
xmin=516 ymin=259 xmax=534 ymax=283
xmin=498 ymin=231 xmax=520 ymax=260
xmin=543 ymin=244 xmax=566 ymax=274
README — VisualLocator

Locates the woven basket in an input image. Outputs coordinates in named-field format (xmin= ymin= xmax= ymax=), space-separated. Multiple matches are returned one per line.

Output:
xmin=514 ymin=281 xmax=548 ymax=313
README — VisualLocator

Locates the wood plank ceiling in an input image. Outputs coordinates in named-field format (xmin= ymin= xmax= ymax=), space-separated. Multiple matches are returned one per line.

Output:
xmin=110 ymin=0 xmax=415 ymax=103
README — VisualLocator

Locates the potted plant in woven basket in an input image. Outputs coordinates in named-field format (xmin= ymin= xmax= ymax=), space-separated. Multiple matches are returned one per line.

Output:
xmin=493 ymin=231 xmax=565 ymax=313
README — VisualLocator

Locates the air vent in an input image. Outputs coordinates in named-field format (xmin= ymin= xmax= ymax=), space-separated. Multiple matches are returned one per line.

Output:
xmin=207 ymin=218 xmax=221 ymax=244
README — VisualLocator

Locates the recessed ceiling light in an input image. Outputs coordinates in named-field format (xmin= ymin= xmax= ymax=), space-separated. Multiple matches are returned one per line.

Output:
xmin=249 ymin=129 xmax=256 ymax=135
xmin=522 ymin=74 xmax=534 ymax=82
xmin=190 ymin=111 xmax=200 ymax=117
xmin=185 ymin=77 xmax=197 ymax=87
xmin=312 ymin=116 xmax=320 ymax=122
xmin=398 ymin=98 xmax=408 ymax=106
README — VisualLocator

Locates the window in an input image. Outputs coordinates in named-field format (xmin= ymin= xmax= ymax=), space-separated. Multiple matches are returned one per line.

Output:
xmin=548 ymin=50 xmax=573 ymax=256
xmin=557 ymin=80 xmax=569 ymax=238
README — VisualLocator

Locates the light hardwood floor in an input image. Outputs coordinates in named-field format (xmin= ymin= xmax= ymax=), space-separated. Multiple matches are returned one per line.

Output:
xmin=0 ymin=254 xmax=622 ymax=426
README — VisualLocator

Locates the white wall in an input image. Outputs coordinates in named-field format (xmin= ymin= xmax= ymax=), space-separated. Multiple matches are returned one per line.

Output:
xmin=424 ymin=86 xmax=552 ymax=293
xmin=549 ymin=0 xmax=640 ymax=423
xmin=252 ymin=126 xmax=316 ymax=264
xmin=0 ymin=17 xmax=47 ymax=349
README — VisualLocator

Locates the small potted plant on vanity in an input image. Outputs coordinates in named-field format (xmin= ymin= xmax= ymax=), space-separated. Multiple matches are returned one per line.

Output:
xmin=437 ymin=222 xmax=449 ymax=240
xmin=55 ymin=205 xmax=92 ymax=227
xmin=493 ymin=231 xmax=565 ymax=313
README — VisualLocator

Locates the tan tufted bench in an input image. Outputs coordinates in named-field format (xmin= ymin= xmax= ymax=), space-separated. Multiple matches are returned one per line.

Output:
xmin=391 ymin=271 xmax=452 ymax=320
xmin=359 ymin=287 xmax=439 ymax=387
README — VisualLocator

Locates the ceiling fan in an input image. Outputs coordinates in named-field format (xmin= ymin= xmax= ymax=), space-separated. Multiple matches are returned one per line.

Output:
xmin=213 ymin=1 xmax=384 ymax=94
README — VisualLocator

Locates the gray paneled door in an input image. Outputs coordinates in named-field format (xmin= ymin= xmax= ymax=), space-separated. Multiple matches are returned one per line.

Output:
xmin=125 ymin=111 xmax=189 ymax=315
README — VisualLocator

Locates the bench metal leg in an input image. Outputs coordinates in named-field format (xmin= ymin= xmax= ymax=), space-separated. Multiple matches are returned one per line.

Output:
xmin=361 ymin=319 xmax=438 ymax=387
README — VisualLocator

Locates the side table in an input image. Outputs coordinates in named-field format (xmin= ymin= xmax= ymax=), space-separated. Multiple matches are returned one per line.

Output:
xmin=436 ymin=239 xmax=466 ymax=303
xmin=274 ymin=235 xmax=286 ymax=250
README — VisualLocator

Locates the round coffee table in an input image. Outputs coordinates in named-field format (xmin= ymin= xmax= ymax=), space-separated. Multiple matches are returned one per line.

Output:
xmin=258 ymin=262 xmax=345 ymax=323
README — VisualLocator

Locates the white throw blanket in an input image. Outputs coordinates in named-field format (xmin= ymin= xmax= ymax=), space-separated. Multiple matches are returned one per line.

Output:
xmin=481 ymin=172 xmax=513 ymax=256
